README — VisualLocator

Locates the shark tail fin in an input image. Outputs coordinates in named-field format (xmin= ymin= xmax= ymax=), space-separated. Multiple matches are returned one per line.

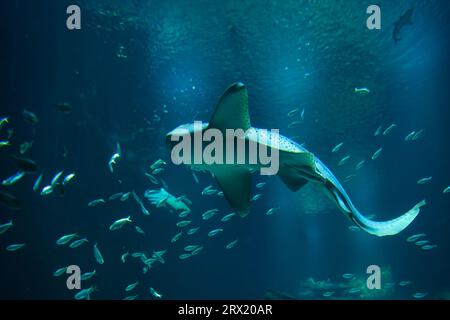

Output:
xmin=350 ymin=200 xmax=425 ymax=237
xmin=325 ymin=179 xmax=424 ymax=237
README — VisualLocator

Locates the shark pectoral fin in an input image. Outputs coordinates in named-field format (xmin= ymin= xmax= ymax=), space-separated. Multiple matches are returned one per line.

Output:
xmin=214 ymin=167 xmax=251 ymax=217
xmin=280 ymin=151 xmax=326 ymax=185
xmin=278 ymin=167 xmax=309 ymax=191
xmin=208 ymin=82 xmax=251 ymax=132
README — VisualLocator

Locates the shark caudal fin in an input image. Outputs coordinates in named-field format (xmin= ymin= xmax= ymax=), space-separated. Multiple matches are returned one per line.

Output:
xmin=324 ymin=177 xmax=425 ymax=236
xmin=350 ymin=200 xmax=425 ymax=237
xmin=207 ymin=82 xmax=252 ymax=217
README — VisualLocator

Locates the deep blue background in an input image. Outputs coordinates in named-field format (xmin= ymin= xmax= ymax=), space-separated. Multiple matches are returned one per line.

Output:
xmin=0 ymin=0 xmax=449 ymax=299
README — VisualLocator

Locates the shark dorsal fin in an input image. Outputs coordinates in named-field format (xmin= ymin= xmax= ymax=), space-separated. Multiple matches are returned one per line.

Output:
xmin=209 ymin=82 xmax=251 ymax=131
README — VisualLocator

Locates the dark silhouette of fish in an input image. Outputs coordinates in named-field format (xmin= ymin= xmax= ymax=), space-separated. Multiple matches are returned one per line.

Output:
xmin=22 ymin=109 xmax=39 ymax=124
xmin=10 ymin=155 xmax=39 ymax=173
xmin=57 ymin=102 xmax=72 ymax=114
xmin=393 ymin=8 xmax=414 ymax=43
xmin=0 ymin=191 xmax=22 ymax=209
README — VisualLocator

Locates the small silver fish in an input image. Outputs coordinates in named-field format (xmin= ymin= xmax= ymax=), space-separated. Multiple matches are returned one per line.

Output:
xmin=40 ymin=185 xmax=54 ymax=196
xmin=56 ymin=233 xmax=78 ymax=245
xmin=413 ymin=292 xmax=428 ymax=299
xmin=2 ymin=172 xmax=25 ymax=186
xmin=191 ymin=246 xmax=204 ymax=255
xmin=135 ymin=226 xmax=145 ymax=235
xmin=207 ymin=228 xmax=224 ymax=237
xmin=382 ymin=124 xmax=396 ymax=136
xmin=266 ymin=207 xmax=279 ymax=216
xmin=184 ymin=245 xmax=199 ymax=252
xmin=443 ymin=186 xmax=450 ymax=194
xmin=125 ymin=281 xmax=139 ymax=292
xmin=417 ymin=176 xmax=432 ymax=185
xmin=338 ymin=155 xmax=351 ymax=166
xmin=354 ymin=87 xmax=370 ymax=94
xmin=202 ymin=209 xmax=219 ymax=220
xmin=288 ymin=121 xmax=301 ymax=128
xmin=149 ymin=287 xmax=162 ymax=299
xmin=53 ymin=267 xmax=68 ymax=277
xmin=412 ymin=129 xmax=424 ymax=141
xmin=415 ymin=240 xmax=430 ymax=246
xmin=80 ymin=270 xmax=96 ymax=281
xmin=421 ymin=244 xmax=437 ymax=250
xmin=62 ymin=173 xmax=76 ymax=186
xmin=331 ymin=142 xmax=344 ymax=153
xmin=374 ymin=124 xmax=383 ymax=136
xmin=109 ymin=192 xmax=124 ymax=200
xmin=93 ymin=243 xmax=104 ymax=264
xmin=404 ymin=131 xmax=416 ymax=141
xmin=176 ymin=220 xmax=192 ymax=228
xmin=251 ymin=194 xmax=262 ymax=201
xmin=399 ymin=281 xmax=412 ymax=287
xmin=225 ymin=240 xmax=239 ymax=250
xmin=221 ymin=213 xmax=236 ymax=222
xmin=187 ymin=227 xmax=200 ymax=235
xmin=50 ymin=171 xmax=64 ymax=186
xmin=371 ymin=147 xmax=383 ymax=160
xmin=179 ymin=253 xmax=191 ymax=260
xmin=191 ymin=171 xmax=199 ymax=184
xmin=6 ymin=243 xmax=26 ymax=251
xmin=256 ymin=182 xmax=266 ymax=189
xmin=201 ymin=185 xmax=218 ymax=195
xmin=287 ymin=108 xmax=299 ymax=117
xmin=0 ymin=220 xmax=14 ymax=235
xmin=69 ymin=238 xmax=89 ymax=248
xmin=120 ymin=192 xmax=131 ymax=201
xmin=407 ymin=233 xmax=426 ymax=242
xmin=121 ymin=252 xmax=129 ymax=263
xmin=109 ymin=216 xmax=132 ymax=231
xmin=88 ymin=198 xmax=105 ymax=207
xmin=171 ymin=231 xmax=183 ymax=243
xmin=33 ymin=174 xmax=43 ymax=192
xmin=74 ymin=286 xmax=96 ymax=300
xmin=355 ymin=160 xmax=365 ymax=171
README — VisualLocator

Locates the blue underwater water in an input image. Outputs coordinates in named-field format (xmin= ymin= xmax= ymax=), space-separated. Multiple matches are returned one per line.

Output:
xmin=0 ymin=0 xmax=450 ymax=300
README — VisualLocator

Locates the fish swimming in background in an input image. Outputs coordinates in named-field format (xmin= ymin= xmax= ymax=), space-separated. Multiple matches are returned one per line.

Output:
xmin=144 ymin=188 xmax=190 ymax=214
xmin=382 ymin=124 xmax=396 ymax=136
xmin=417 ymin=176 xmax=432 ymax=185
xmin=0 ymin=191 xmax=22 ymax=209
xmin=354 ymin=87 xmax=370 ymax=94
xmin=393 ymin=8 xmax=414 ymax=44
xmin=108 ymin=142 xmax=121 ymax=173
xmin=22 ymin=109 xmax=39 ymax=124
xmin=80 ymin=270 xmax=96 ymax=281
xmin=374 ymin=124 xmax=383 ymax=136
xmin=53 ymin=267 xmax=68 ymax=277
xmin=371 ymin=147 xmax=383 ymax=160
xmin=6 ymin=243 xmax=26 ymax=251
xmin=0 ymin=116 xmax=9 ymax=129
xmin=10 ymin=155 xmax=39 ymax=173
xmin=0 ymin=220 xmax=14 ymax=235
xmin=2 ymin=172 xmax=25 ymax=186
xmin=165 ymin=82 xmax=425 ymax=237
xmin=93 ymin=243 xmax=104 ymax=264
xmin=331 ymin=142 xmax=344 ymax=153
